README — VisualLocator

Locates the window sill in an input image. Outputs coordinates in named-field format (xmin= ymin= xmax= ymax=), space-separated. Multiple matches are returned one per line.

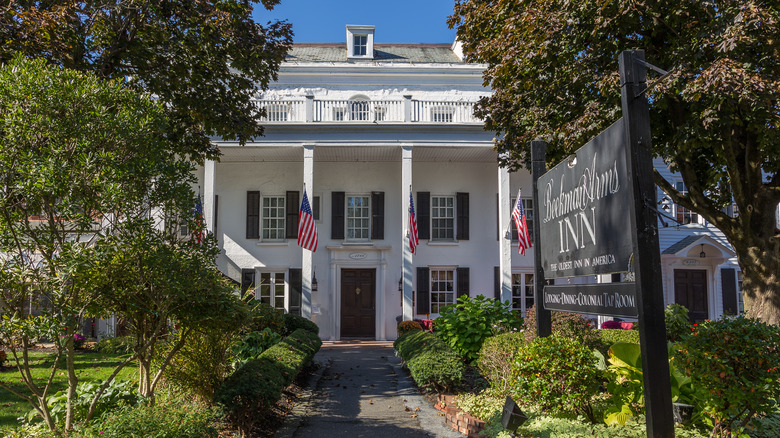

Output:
xmin=343 ymin=241 xmax=373 ymax=246
xmin=256 ymin=241 xmax=289 ymax=247
xmin=427 ymin=241 xmax=459 ymax=246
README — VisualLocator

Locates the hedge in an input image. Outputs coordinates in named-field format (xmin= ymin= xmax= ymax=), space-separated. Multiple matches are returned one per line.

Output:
xmin=214 ymin=328 xmax=322 ymax=436
xmin=394 ymin=330 xmax=464 ymax=392
xmin=598 ymin=328 xmax=640 ymax=346
xmin=282 ymin=313 xmax=320 ymax=336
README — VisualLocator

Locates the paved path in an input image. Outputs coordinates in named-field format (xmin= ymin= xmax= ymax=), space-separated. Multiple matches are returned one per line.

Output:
xmin=279 ymin=341 xmax=461 ymax=438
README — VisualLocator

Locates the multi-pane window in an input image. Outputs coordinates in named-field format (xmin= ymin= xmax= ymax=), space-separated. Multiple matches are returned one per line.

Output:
xmin=350 ymin=100 xmax=369 ymax=121
xmin=346 ymin=195 xmax=370 ymax=240
xmin=430 ymin=269 xmax=454 ymax=314
xmin=262 ymin=196 xmax=285 ymax=240
xmin=511 ymin=273 xmax=534 ymax=316
xmin=353 ymin=35 xmax=367 ymax=56
xmin=510 ymin=197 xmax=534 ymax=241
xmin=675 ymin=182 xmax=699 ymax=224
xmin=431 ymin=196 xmax=454 ymax=240
xmin=258 ymin=272 xmax=286 ymax=310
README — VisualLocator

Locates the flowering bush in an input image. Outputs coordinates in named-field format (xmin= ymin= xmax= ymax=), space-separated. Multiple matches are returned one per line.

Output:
xmin=522 ymin=305 xmax=602 ymax=351
xmin=397 ymin=320 xmax=423 ymax=337
xmin=414 ymin=318 xmax=435 ymax=332
xmin=60 ymin=333 xmax=87 ymax=349
xmin=600 ymin=320 xmax=624 ymax=330
xmin=672 ymin=316 xmax=780 ymax=436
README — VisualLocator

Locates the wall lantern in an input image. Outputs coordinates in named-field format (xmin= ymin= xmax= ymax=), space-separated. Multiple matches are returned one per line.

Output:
xmin=398 ymin=278 xmax=403 ymax=292
xmin=699 ymin=244 xmax=706 ymax=258
xmin=312 ymin=271 xmax=318 ymax=291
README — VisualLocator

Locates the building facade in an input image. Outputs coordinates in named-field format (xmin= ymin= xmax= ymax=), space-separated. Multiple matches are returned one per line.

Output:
xmin=197 ymin=26 xmax=746 ymax=340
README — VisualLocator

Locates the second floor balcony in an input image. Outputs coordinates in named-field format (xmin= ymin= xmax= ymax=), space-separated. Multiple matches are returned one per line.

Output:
xmin=255 ymin=95 xmax=483 ymax=125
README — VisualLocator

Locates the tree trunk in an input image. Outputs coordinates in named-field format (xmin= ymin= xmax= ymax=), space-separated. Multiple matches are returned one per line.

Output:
xmin=737 ymin=241 xmax=780 ymax=326
xmin=64 ymin=332 xmax=78 ymax=431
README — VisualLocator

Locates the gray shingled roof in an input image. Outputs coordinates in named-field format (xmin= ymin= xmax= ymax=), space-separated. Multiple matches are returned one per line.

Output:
xmin=661 ymin=235 xmax=701 ymax=255
xmin=287 ymin=44 xmax=463 ymax=64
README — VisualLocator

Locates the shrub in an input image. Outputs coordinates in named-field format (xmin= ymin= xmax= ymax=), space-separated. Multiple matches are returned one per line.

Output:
xmin=664 ymin=303 xmax=691 ymax=343
xmin=27 ymin=380 xmax=142 ymax=428
xmin=672 ymin=316 xmax=780 ymax=437
xmin=600 ymin=320 xmax=624 ymax=330
xmin=0 ymin=349 xmax=6 ymax=365
xmin=394 ymin=330 xmax=464 ymax=392
xmin=598 ymin=328 xmax=640 ymax=346
xmin=510 ymin=335 xmax=602 ymax=423
xmin=259 ymin=328 xmax=321 ymax=386
xmin=88 ymin=398 xmax=219 ymax=438
xmin=434 ymin=295 xmax=521 ymax=363
xmin=231 ymin=327 xmax=282 ymax=369
xmin=522 ymin=305 xmax=601 ymax=350
xmin=397 ymin=320 xmax=423 ymax=337
xmin=247 ymin=301 xmax=285 ymax=334
xmin=94 ymin=335 xmax=135 ymax=354
xmin=457 ymin=387 xmax=506 ymax=420
xmin=281 ymin=313 xmax=319 ymax=336
xmin=60 ymin=333 xmax=86 ymax=349
xmin=477 ymin=332 xmax=526 ymax=395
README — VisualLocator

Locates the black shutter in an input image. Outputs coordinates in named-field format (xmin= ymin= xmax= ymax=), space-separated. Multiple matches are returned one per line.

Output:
xmin=457 ymin=267 xmax=470 ymax=300
xmin=417 ymin=192 xmax=430 ymax=240
xmin=246 ymin=191 xmax=260 ymax=239
xmin=241 ymin=269 xmax=255 ymax=301
xmin=331 ymin=191 xmax=345 ymax=239
xmin=289 ymin=268 xmax=302 ymax=316
xmin=313 ymin=196 xmax=320 ymax=220
xmin=286 ymin=191 xmax=300 ymax=239
xmin=456 ymin=192 xmax=469 ymax=240
xmin=416 ymin=267 xmax=430 ymax=315
xmin=721 ymin=268 xmax=738 ymax=316
xmin=494 ymin=266 xmax=500 ymax=300
xmin=371 ymin=191 xmax=384 ymax=240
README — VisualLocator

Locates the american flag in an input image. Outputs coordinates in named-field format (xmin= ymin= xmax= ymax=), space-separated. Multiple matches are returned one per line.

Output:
xmin=408 ymin=190 xmax=419 ymax=255
xmin=298 ymin=189 xmax=318 ymax=252
xmin=192 ymin=194 xmax=205 ymax=244
xmin=512 ymin=189 xmax=532 ymax=255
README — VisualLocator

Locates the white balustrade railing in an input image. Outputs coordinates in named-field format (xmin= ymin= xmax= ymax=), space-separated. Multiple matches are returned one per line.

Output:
xmin=253 ymin=97 xmax=481 ymax=124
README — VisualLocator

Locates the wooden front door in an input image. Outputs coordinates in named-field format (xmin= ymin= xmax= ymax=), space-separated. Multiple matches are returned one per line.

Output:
xmin=674 ymin=269 xmax=709 ymax=321
xmin=341 ymin=269 xmax=376 ymax=338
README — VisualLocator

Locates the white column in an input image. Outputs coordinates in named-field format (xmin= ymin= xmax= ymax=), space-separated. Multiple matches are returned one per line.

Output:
xmin=301 ymin=145 xmax=314 ymax=319
xmin=402 ymin=145 xmax=414 ymax=321
xmin=204 ymin=159 xmax=216 ymax=232
xmin=498 ymin=165 xmax=513 ymax=303
xmin=379 ymin=261 xmax=387 ymax=340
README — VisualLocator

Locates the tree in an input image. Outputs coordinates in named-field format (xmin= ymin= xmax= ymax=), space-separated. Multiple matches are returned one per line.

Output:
xmin=449 ymin=0 xmax=780 ymax=324
xmin=0 ymin=56 xmax=207 ymax=430
xmin=0 ymin=0 xmax=293 ymax=159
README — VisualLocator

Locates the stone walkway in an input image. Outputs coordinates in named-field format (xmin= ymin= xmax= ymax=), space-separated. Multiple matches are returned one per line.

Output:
xmin=277 ymin=340 xmax=461 ymax=438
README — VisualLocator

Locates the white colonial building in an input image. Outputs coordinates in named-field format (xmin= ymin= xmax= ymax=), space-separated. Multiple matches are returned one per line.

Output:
xmin=197 ymin=25 xmax=745 ymax=340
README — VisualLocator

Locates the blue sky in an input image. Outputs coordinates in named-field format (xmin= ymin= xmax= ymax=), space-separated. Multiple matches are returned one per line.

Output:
xmin=255 ymin=0 xmax=458 ymax=44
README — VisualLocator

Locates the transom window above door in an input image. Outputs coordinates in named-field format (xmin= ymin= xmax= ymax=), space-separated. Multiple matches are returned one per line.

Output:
xmin=346 ymin=195 xmax=370 ymax=240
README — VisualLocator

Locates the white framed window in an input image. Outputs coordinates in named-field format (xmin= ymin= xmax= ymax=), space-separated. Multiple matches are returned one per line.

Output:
xmin=258 ymin=271 xmax=286 ymax=311
xmin=353 ymin=35 xmax=367 ymax=56
xmin=431 ymin=196 xmax=455 ymax=240
xmin=511 ymin=272 xmax=534 ymax=316
xmin=430 ymin=269 xmax=455 ymax=314
xmin=675 ymin=182 xmax=699 ymax=224
xmin=509 ymin=197 xmax=534 ymax=241
xmin=346 ymin=195 xmax=370 ymax=240
xmin=262 ymin=196 xmax=285 ymax=240
xmin=431 ymin=106 xmax=454 ymax=123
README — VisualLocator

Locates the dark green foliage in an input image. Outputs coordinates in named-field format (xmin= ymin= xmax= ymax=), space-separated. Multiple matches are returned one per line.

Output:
xmin=393 ymin=330 xmax=464 ymax=392
xmin=397 ymin=320 xmax=423 ymax=337
xmin=35 ymin=380 xmax=142 ymax=428
xmin=522 ymin=305 xmax=601 ymax=350
xmin=510 ymin=335 xmax=602 ymax=423
xmin=89 ymin=398 xmax=219 ymax=438
xmin=215 ymin=328 xmax=321 ymax=437
xmin=672 ymin=316 xmax=780 ymax=436
xmin=231 ymin=328 xmax=282 ymax=370
xmin=93 ymin=336 xmax=135 ymax=355
xmin=598 ymin=328 xmax=640 ymax=346
xmin=282 ymin=313 xmax=319 ymax=336
xmin=477 ymin=332 xmax=526 ymax=395
xmin=247 ymin=302 xmax=285 ymax=334
xmin=664 ymin=303 xmax=691 ymax=343
xmin=434 ymin=295 xmax=521 ymax=363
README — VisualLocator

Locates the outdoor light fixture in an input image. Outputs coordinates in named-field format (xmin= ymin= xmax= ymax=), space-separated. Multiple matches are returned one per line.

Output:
xmin=312 ymin=271 xmax=318 ymax=291
xmin=699 ymin=244 xmax=706 ymax=258
xmin=398 ymin=278 xmax=403 ymax=291
xmin=501 ymin=396 xmax=528 ymax=430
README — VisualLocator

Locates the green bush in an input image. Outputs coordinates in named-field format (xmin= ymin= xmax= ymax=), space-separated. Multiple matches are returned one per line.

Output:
xmin=259 ymin=328 xmax=321 ymax=386
xmin=88 ymin=398 xmax=219 ymax=438
xmin=510 ymin=335 xmax=602 ymax=423
xmin=477 ymin=332 xmax=526 ymax=395
xmin=94 ymin=336 xmax=135 ymax=354
xmin=397 ymin=320 xmax=423 ymax=337
xmin=247 ymin=301 xmax=285 ymax=334
xmin=434 ymin=295 xmax=521 ymax=363
xmin=231 ymin=327 xmax=282 ymax=369
xmin=522 ymin=305 xmax=602 ymax=351
xmin=281 ymin=313 xmax=319 ymax=336
xmin=598 ymin=328 xmax=640 ymax=346
xmin=457 ymin=387 xmax=506 ymax=420
xmin=665 ymin=303 xmax=691 ymax=343
xmin=672 ymin=316 xmax=780 ymax=437
xmin=394 ymin=330 xmax=464 ymax=392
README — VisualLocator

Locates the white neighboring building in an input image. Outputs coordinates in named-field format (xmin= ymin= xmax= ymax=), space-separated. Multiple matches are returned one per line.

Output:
xmin=197 ymin=25 xmax=745 ymax=340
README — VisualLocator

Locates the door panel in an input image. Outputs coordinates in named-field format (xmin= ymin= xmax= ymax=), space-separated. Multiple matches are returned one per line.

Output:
xmin=341 ymin=269 xmax=376 ymax=338
xmin=674 ymin=269 xmax=709 ymax=321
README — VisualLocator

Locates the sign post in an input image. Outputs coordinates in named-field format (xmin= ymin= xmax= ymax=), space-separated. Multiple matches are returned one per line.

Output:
xmin=533 ymin=50 xmax=673 ymax=438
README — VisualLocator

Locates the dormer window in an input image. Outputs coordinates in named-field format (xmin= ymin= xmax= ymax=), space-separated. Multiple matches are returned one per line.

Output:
xmin=346 ymin=25 xmax=375 ymax=59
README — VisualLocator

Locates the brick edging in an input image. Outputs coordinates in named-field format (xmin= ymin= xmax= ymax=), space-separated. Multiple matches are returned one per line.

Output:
xmin=434 ymin=394 xmax=486 ymax=437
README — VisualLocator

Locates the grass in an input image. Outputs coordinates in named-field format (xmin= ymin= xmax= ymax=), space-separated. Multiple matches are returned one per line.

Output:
xmin=0 ymin=350 xmax=137 ymax=428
